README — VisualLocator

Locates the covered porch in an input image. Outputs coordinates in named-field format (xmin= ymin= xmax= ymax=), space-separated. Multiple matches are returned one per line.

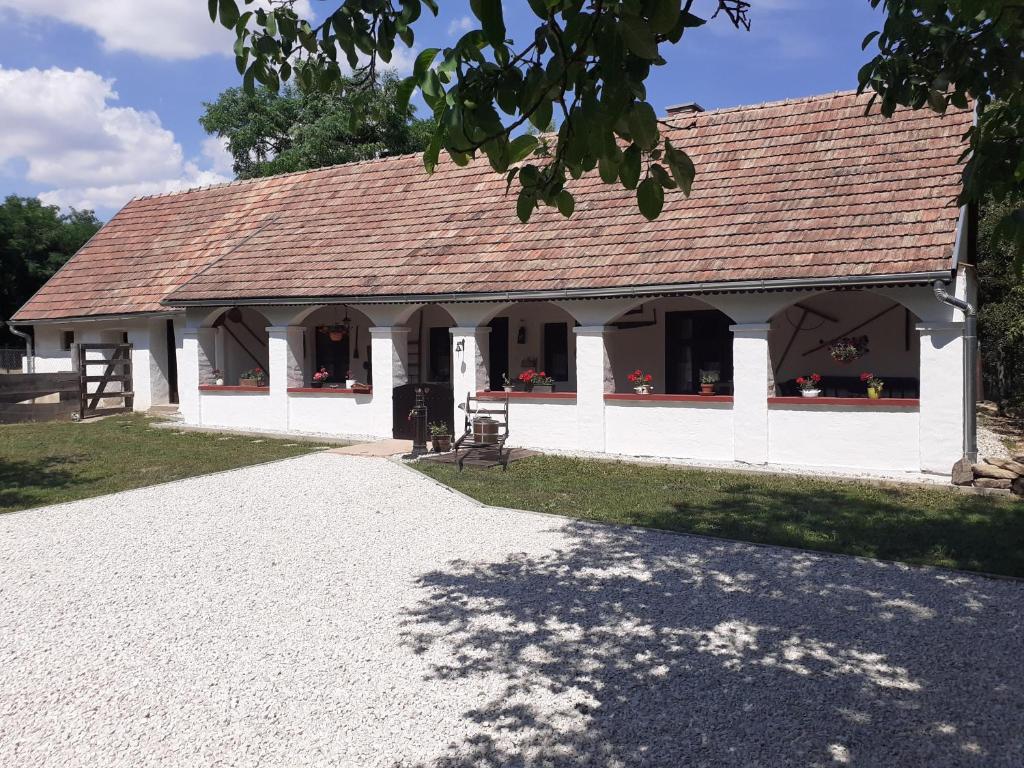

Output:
xmin=176 ymin=280 xmax=968 ymax=475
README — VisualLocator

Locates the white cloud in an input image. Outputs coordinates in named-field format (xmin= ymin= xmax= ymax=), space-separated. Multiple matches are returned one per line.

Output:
xmin=0 ymin=66 xmax=231 ymax=213
xmin=201 ymin=136 xmax=235 ymax=177
xmin=447 ymin=16 xmax=474 ymax=37
xmin=0 ymin=0 xmax=313 ymax=60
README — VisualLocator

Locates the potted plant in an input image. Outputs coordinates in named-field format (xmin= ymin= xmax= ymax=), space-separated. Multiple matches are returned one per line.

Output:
xmin=501 ymin=372 xmax=515 ymax=393
xmin=345 ymin=370 xmax=356 ymax=389
xmin=860 ymin=372 xmax=884 ymax=399
xmin=518 ymin=368 xmax=555 ymax=393
xmin=828 ymin=336 xmax=868 ymax=364
xmin=239 ymin=367 xmax=266 ymax=387
xmin=699 ymin=371 xmax=719 ymax=395
xmin=627 ymin=368 xmax=654 ymax=394
xmin=311 ymin=367 xmax=329 ymax=388
xmin=212 ymin=368 xmax=224 ymax=387
xmin=796 ymin=373 xmax=822 ymax=397
xmin=429 ymin=422 xmax=452 ymax=452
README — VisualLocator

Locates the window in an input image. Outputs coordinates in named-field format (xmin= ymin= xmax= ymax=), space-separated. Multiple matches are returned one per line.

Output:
xmin=665 ymin=311 xmax=733 ymax=394
xmin=543 ymin=322 xmax=569 ymax=382
xmin=60 ymin=331 xmax=75 ymax=351
xmin=428 ymin=326 xmax=452 ymax=382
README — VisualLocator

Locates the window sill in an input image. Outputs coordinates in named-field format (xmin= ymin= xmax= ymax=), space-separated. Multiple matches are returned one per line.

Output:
xmin=199 ymin=385 xmax=268 ymax=393
xmin=287 ymin=387 xmax=372 ymax=395
xmin=768 ymin=396 xmax=919 ymax=408
xmin=605 ymin=393 xmax=734 ymax=404
xmin=478 ymin=390 xmax=577 ymax=401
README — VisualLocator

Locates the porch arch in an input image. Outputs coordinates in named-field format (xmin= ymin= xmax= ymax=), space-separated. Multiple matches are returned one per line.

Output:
xmin=767 ymin=289 xmax=922 ymax=398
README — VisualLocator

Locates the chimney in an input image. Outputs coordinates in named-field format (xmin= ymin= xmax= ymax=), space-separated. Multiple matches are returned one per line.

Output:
xmin=665 ymin=102 xmax=705 ymax=116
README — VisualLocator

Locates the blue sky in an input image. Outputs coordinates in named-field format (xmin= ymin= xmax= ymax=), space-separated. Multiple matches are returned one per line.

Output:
xmin=0 ymin=0 xmax=883 ymax=218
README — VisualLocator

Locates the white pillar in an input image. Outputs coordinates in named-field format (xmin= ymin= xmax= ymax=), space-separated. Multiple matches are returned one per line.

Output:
xmin=917 ymin=321 xmax=964 ymax=474
xmin=574 ymin=326 xmax=613 ymax=452
xmin=731 ymin=323 xmax=771 ymax=464
xmin=369 ymin=326 xmax=410 ymax=439
xmin=450 ymin=326 xmax=490 ymax=428
xmin=267 ymin=326 xmax=305 ymax=433
xmin=179 ymin=327 xmax=215 ymax=425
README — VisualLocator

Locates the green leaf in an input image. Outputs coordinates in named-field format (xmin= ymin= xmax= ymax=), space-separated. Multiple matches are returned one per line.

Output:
xmin=628 ymin=102 xmax=659 ymax=150
xmin=472 ymin=0 xmax=506 ymax=47
xmin=218 ymin=0 xmax=239 ymax=29
xmin=517 ymin=188 xmax=536 ymax=223
xmin=650 ymin=163 xmax=676 ymax=190
xmin=530 ymin=99 xmax=554 ymax=131
xmin=620 ymin=144 xmax=642 ymax=190
xmin=861 ymin=30 xmax=880 ymax=49
xmin=395 ymin=77 xmax=416 ymax=114
xmin=620 ymin=17 xmax=659 ymax=60
xmin=508 ymin=135 xmax=539 ymax=164
xmin=412 ymin=47 xmax=441 ymax=83
xmin=598 ymin=154 xmax=620 ymax=184
xmin=637 ymin=177 xmax=664 ymax=220
xmin=649 ymin=0 xmax=682 ymax=34
xmin=423 ymin=131 xmax=442 ymax=174
xmin=208 ymin=0 xmax=218 ymax=23
xmin=265 ymin=9 xmax=277 ymax=37
xmin=664 ymin=140 xmax=695 ymax=195
xmin=556 ymin=190 xmax=575 ymax=218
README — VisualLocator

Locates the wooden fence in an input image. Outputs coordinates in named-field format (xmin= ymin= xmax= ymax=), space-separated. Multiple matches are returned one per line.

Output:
xmin=0 ymin=371 xmax=80 ymax=424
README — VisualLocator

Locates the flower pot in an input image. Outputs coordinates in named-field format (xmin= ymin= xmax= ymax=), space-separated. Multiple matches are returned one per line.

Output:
xmin=867 ymin=387 xmax=882 ymax=400
xmin=530 ymin=384 xmax=554 ymax=393
xmin=310 ymin=380 xmax=323 ymax=388
xmin=432 ymin=435 xmax=452 ymax=453
xmin=699 ymin=383 xmax=715 ymax=396
xmin=345 ymin=379 xmax=356 ymax=389
xmin=214 ymin=378 xmax=224 ymax=387
xmin=634 ymin=385 xmax=653 ymax=395
xmin=239 ymin=377 xmax=261 ymax=388
xmin=801 ymin=389 xmax=821 ymax=398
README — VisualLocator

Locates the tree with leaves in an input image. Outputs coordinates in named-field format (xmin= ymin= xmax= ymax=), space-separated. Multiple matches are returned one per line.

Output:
xmin=209 ymin=0 xmax=753 ymax=221
xmin=859 ymin=1 xmax=1024 ymax=271
xmin=1 ymin=196 xmax=102 ymax=343
xmin=200 ymin=72 xmax=436 ymax=178
xmin=978 ymin=194 xmax=1024 ymax=410
xmin=210 ymin=0 xmax=1021 ymax=249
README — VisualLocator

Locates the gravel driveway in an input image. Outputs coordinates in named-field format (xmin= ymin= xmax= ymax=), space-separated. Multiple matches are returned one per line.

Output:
xmin=1 ymin=452 xmax=1021 ymax=767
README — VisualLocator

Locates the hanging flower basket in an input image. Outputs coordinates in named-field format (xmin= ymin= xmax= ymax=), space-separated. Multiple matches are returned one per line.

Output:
xmin=828 ymin=336 xmax=869 ymax=364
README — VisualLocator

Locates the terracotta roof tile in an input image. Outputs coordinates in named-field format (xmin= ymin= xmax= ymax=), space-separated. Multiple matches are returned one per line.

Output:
xmin=14 ymin=90 xmax=970 ymax=321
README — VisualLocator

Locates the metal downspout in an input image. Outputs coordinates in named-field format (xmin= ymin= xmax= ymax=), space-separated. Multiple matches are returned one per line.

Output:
xmin=5 ymin=321 xmax=34 ymax=374
xmin=932 ymin=281 xmax=978 ymax=463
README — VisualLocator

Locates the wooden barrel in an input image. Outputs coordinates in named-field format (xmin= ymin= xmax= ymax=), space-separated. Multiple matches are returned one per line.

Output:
xmin=473 ymin=417 xmax=499 ymax=444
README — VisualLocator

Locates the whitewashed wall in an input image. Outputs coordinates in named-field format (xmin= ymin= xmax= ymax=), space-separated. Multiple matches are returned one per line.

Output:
xmin=288 ymin=392 xmax=378 ymax=438
xmin=198 ymin=390 xmax=277 ymax=431
xmin=605 ymin=401 xmax=734 ymax=461
xmin=489 ymin=303 xmax=579 ymax=390
xmin=768 ymin=404 xmax=921 ymax=471
xmin=502 ymin=399 xmax=579 ymax=452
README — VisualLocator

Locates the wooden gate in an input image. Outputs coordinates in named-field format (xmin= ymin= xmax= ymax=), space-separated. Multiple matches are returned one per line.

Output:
xmin=77 ymin=343 xmax=133 ymax=420
xmin=0 ymin=371 xmax=80 ymax=424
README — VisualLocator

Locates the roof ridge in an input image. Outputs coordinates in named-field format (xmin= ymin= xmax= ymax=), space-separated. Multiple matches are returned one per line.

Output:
xmin=128 ymin=149 xmax=427 ymax=204
xmin=131 ymin=90 xmax=866 ymax=207
xmin=695 ymin=88 xmax=861 ymax=118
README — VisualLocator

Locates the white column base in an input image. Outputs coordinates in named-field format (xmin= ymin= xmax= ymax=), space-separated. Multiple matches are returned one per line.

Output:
xmin=731 ymin=323 xmax=771 ymax=464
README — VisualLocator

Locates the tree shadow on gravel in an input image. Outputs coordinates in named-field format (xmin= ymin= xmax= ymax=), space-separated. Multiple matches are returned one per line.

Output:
xmin=0 ymin=455 xmax=78 ymax=513
xmin=399 ymin=523 xmax=1024 ymax=767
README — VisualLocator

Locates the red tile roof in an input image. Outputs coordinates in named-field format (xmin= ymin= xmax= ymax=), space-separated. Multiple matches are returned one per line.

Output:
xmin=14 ymin=90 xmax=971 ymax=321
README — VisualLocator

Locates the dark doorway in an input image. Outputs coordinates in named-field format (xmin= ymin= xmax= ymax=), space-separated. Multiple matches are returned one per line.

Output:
xmin=665 ymin=310 xmax=733 ymax=394
xmin=488 ymin=316 xmax=509 ymax=390
xmin=543 ymin=322 xmax=569 ymax=381
xmin=428 ymin=326 xmax=452 ymax=383
xmin=165 ymin=319 xmax=179 ymax=404
xmin=315 ymin=328 xmax=351 ymax=381
xmin=392 ymin=383 xmax=454 ymax=439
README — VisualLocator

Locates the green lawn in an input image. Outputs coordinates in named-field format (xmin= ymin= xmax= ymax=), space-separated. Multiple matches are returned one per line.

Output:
xmin=0 ymin=415 xmax=320 ymax=514
xmin=415 ymin=456 xmax=1024 ymax=577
